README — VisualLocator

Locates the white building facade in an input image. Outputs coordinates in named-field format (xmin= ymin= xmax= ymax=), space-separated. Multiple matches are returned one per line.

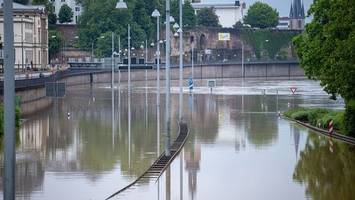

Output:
xmin=52 ymin=0 xmax=82 ymax=24
xmin=192 ymin=1 xmax=246 ymax=28
xmin=0 ymin=1 xmax=48 ymax=69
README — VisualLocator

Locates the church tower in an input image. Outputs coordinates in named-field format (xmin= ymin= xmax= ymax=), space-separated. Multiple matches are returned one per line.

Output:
xmin=289 ymin=0 xmax=305 ymax=30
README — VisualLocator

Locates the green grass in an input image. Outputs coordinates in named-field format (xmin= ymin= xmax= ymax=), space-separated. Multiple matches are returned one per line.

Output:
xmin=284 ymin=108 xmax=347 ymax=135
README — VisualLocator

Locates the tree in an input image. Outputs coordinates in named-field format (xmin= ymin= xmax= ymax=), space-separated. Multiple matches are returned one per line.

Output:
xmin=58 ymin=4 xmax=73 ymax=23
xmin=48 ymin=30 xmax=63 ymax=60
xmin=233 ymin=21 xmax=244 ymax=29
xmin=244 ymin=2 xmax=278 ymax=29
xmin=14 ymin=0 xmax=29 ymax=5
xmin=196 ymin=8 xmax=220 ymax=28
xmin=171 ymin=0 xmax=196 ymax=28
xmin=293 ymin=0 xmax=355 ymax=135
xmin=77 ymin=0 xmax=159 ymax=57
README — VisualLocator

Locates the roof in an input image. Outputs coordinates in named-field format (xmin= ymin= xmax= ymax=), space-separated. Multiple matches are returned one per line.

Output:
xmin=289 ymin=0 xmax=305 ymax=19
xmin=0 ymin=0 xmax=45 ymax=12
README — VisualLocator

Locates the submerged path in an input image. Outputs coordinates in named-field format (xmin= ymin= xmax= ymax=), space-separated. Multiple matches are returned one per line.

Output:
xmin=106 ymin=122 xmax=189 ymax=200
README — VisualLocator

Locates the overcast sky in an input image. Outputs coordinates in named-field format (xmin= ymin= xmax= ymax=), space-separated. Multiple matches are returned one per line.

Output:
xmin=203 ymin=0 xmax=313 ymax=17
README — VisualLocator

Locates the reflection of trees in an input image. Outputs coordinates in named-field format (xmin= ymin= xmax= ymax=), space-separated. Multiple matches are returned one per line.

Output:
xmin=189 ymin=94 xmax=219 ymax=143
xmin=0 ymin=157 xmax=45 ymax=198
xmin=246 ymin=114 xmax=278 ymax=147
xmin=293 ymin=134 xmax=355 ymax=200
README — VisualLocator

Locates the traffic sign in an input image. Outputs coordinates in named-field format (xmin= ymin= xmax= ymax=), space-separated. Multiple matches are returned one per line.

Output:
xmin=290 ymin=87 xmax=297 ymax=94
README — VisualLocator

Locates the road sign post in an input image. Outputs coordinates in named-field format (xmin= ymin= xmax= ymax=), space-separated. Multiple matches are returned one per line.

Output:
xmin=329 ymin=120 xmax=334 ymax=136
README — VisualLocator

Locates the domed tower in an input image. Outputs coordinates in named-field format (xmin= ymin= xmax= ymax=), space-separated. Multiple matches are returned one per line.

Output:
xmin=289 ymin=0 xmax=305 ymax=30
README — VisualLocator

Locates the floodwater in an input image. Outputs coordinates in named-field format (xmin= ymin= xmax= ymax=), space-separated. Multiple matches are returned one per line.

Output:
xmin=0 ymin=79 xmax=354 ymax=200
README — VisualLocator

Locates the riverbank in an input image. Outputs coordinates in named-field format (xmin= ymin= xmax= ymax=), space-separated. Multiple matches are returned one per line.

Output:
xmin=284 ymin=108 xmax=354 ymax=138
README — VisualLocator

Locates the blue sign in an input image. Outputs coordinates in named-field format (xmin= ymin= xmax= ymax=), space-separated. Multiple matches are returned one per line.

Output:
xmin=188 ymin=77 xmax=194 ymax=90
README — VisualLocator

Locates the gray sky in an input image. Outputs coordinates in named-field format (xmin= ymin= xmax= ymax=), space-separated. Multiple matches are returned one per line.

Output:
xmin=203 ymin=0 xmax=313 ymax=17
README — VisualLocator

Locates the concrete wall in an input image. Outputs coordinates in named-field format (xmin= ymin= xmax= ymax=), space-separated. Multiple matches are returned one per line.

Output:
xmin=11 ymin=62 xmax=305 ymax=115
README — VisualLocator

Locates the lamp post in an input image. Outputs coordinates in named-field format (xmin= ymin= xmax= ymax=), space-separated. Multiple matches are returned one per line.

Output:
xmin=178 ymin=0 xmax=183 ymax=122
xmin=152 ymin=9 xmax=161 ymax=156
xmin=3 ymin=0 xmax=15 ymax=199
xmin=242 ymin=41 xmax=244 ymax=78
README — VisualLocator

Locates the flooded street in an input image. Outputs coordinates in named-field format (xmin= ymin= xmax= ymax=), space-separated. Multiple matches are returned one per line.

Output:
xmin=1 ymin=79 xmax=354 ymax=200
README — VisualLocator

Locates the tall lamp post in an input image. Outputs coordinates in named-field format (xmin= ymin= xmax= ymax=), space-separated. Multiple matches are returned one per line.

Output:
xmin=152 ymin=9 xmax=161 ymax=156
xmin=3 ymin=0 xmax=15 ymax=199
xmin=178 ymin=0 xmax=183 ymax=122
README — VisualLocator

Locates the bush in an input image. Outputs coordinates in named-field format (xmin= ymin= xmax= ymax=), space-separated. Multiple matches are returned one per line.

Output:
xmin=291 ymin=110 xmax=309 ymax=122
xmin=308 ymin=109 xmax=329 ymax=127
xmin=344 ymin=100 xmax=355 ymax=136
xmin=284 ymin=108 xmax=307 ymax=118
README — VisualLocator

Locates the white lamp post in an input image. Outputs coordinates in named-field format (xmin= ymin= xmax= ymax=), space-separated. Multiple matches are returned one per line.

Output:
xmin=152 ymin=9 xmax=161 ymax=156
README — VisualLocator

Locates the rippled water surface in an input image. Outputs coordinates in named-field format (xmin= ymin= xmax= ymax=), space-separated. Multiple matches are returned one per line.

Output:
xmin=0 ymin=79 xmax=354 ymax=200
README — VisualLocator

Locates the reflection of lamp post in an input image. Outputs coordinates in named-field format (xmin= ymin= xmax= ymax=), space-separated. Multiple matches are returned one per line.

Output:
xmin=165 ymin=0 xmax=172 ymax=157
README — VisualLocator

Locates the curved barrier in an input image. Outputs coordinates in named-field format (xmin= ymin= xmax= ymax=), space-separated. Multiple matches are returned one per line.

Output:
xmin=106 ymin=122 xmax=189 ymax=200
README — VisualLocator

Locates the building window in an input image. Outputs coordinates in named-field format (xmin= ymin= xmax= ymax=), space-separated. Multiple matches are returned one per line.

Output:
xmin=61 ymin=0 xmax=65 ymax=2
xmin=75 ymin=7 xmax=80 ymax=12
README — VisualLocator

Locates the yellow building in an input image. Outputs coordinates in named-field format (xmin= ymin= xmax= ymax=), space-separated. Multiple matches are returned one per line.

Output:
xmin=0 ymin=1 xmax=48 ymax=70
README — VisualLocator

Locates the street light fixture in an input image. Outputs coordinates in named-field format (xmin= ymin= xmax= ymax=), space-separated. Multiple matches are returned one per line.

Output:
xmin=116 ymin=0 xmax=127 ymax=9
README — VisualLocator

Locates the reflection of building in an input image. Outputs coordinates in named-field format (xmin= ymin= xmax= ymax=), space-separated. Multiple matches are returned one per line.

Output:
xmin=289 ymin=0 xmax=305 ymax=30
xmin=185 ymin=143 xmax=201 ymax=200
xmin=191 ymin=1 xmax=246 ymax=28
xmin=0 ymin=0 xmax=48 ymax=69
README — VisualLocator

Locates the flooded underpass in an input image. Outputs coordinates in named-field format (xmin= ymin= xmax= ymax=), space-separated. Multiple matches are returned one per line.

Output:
xmin=1 ymin=79 xmax=354 ymax=200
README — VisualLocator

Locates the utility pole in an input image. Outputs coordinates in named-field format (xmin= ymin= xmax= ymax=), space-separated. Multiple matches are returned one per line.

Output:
xmin=3 ymin=0 xmax=16 ymax=199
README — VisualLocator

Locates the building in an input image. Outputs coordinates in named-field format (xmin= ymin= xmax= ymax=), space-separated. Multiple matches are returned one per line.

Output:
xmin=52 ymin=0 xmax=82 ymax=24
xmin=277 ymin=17 xmax=291 ymax=29
xmin=191 ymin=1 xmax=246 ymax=28
xmin=289 ymin=0 xmax=305 ymax=30
xmin=0 ymin=1 xmax=48 ymax=69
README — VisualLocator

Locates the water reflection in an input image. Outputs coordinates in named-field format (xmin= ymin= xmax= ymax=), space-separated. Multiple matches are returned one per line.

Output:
xmin=293 ymin=134 xmax=355 ymax=200
xmin=0 ymin=82 xmax=352 ymax=200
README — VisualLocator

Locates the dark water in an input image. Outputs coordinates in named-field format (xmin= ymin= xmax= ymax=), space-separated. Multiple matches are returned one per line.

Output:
xmin=0 ymin=80 xmax=354 ymax=200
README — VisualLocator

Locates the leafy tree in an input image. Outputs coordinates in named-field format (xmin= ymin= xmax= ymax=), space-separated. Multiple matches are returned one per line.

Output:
xmin=293 ymin=0 xmax=355 ymax=135
xmin=77 ymin=0 xmax=159 ymax=57
xmin=233 ymin=21 xmax=244 ymax=29
xmin=48 ymin=30 xmax=63 ymax=60
xmin=58 ymin=4 xmax=73 ymax=23
xmin=171 ymin=0 xmax=196 ymax=28
xmin=244 ymin=2 xmax=279 ymax=29
xmin=32 ymin=0 xmax=47 ymax=4
xmin=196 ymin=8 xmax=220 ymax=28
xmin=32 ymin=0 xmax=57 ymax=26
xmin=14 ymin=0 xmax=29 ymax=5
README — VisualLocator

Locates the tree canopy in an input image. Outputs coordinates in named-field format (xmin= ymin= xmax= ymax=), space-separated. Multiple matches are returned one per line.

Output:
xmin=76 ymin=0 xmax=165 ymax=57
xmin=244 ymin=2 xmax=279 ymax=29
xmin=58 ymin=4 xmax=73 ymax=23
xmin=294 ymin=0 xmax=355 ymax=134
xmin=196 ymin=8 xmax=221 ymax=28
xmin=48 ymin=30 xmax=64 ymax=60
xmin=171 ymin=0 xmax=196 ymax=28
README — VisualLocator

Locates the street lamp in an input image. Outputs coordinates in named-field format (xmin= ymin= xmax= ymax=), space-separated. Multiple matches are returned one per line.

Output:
xmin=152 ymin=8 xmax=161 ymax=156
xmin=116 ymin=0 xmax=127 ymax=9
